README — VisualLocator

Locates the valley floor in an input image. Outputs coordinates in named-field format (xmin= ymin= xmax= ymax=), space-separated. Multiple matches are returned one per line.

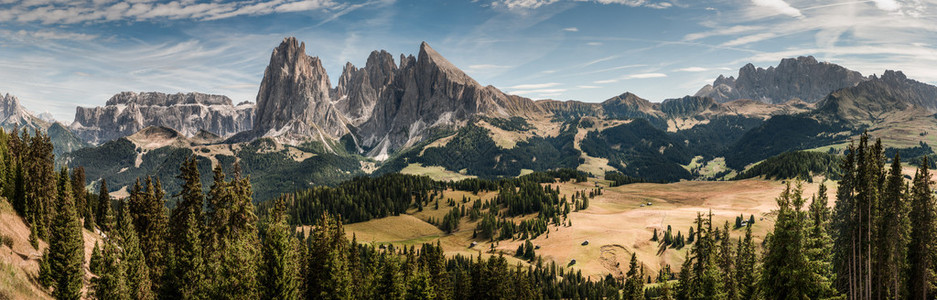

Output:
xmin=341 ymin=178 xmax=830 ymax=280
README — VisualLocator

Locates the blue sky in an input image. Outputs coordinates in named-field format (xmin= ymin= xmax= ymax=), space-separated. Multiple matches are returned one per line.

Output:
xmin=1 ymin=0 xmax=936 ymax=122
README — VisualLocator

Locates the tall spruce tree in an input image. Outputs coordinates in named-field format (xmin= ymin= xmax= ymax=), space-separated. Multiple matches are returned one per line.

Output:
xmin=908 ymin=158 xmax=936 ymax=300
xmin=305 ymin=213 xmax=352 ymax=299
xmin=118 ymin=199 xmax=153 ymax=300
xmin=70 ymin=167 xmax=86 ymax=224
xmin=806 ymin=182 xmax=837 ymax=298
xmin=762 ymin=182 xmax=836 ymax=299
xmin=262 ymin=196 xmax=301 ymax=300
xmin=132 ymin=177 xmax=169 ymax=294
xmin=24 ymin=132 xmax=56 ymax=241
xmin=735 ymin=225 xmax=757 ymax=299
xmin=49 ymin=168 xmax=83 ymax=300
xmin=623 ymin=253 xmax=644 ymax=300
xmin=205 ymin=164 xmax=261 ymax=298
xmin=91 ymin=240 xmax=128 ymax=300
xmin=718 ymin=221 xmax=738 ymax=300
xmin=879 ymin=154 xmax=910 ymax=299
xmin=168 ymin=157 xmax=207 ymax=299
xmin=690 ymin=212 xmax=724 ymax=299
xmin=96 ymin=178 xmax=112 ymax=232
xmin=832 ymin=141 xmax=860 ymax=299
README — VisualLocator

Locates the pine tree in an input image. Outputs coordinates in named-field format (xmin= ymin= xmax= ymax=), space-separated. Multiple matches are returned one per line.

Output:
xmin=879 ymin=155 xmax=910 ymax=300
xmin=24 ymin=132 xmax=56 ymax=241
xmin=761 ymin=181 xmax=835 ymax=299
xmin=676 ymin=252 xmax=692 ymax=300
xmin=70 ymin=167 xmax=86 ymax=225
xmin=305 ymin=213 xmax=352 ymax=299
xmin=173 ymin=206 xmax=207 ymax=299
xmin=38 ymin=248 xmax=52 ymax=288
xmin=168 ymin=157 xmax=207 ymax=299
xmin=689 ymin=212 xmax=724 ymax=299
xmin=119 ymin=200 xmax=153 ymax=300
xmin=718 ymin=221 xmax=738 ymax=300
xmin=96 ymin=178 xmax=111 ymax=232
xmin=378 ymin=256 xmax=406 ymax=300
xmin=132 ymin=177 xmax=169 ymax=294
xmin=832 ymin=142 xmax=859 ymax=299
xmin=735 ymin=225 xmax=756 ymax=299
xmin=623 ymin=253 xmax=644 ymax=300
xmin=48 ymin=168 xmax=83 ymax=300
xmin=261 ymin=196 xmax=301 ymax=300
xmin=908 ymin=158 xmax=936 ymax=300
xmin=91 ymin=241 xmax=128 ymax=300
xmin=89 ymin=242 xmax=103 ymax=275
xmin=806 ymin=183 xmax=837 ymax=298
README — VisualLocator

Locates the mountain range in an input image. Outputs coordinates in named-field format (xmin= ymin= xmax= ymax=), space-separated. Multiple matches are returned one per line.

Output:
xmin=5 ymin=36 xmax=937 ymax=200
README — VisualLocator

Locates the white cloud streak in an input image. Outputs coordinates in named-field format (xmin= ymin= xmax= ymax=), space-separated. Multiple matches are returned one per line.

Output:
xmin=0 ymin=0 xmax=340 ymax=24
xmin=508 ymin=82 xmax=561 ymax=89
xmin=751 ymin=0 xmax=803 ymax=18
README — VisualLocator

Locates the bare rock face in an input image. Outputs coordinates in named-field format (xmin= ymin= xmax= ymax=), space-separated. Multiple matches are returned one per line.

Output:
xmin=333 ymin=51 xmax=397 ymax=125
xmin=251 ymin=37 xmax=350 ymax=144
xmin=696 ymin=56 xmax=866 ymax=104
xmin=71 ymin=91 xmax=253 ymax=144
xmin=250 ymin=37 xmax=543 ymax=158
xmin=0 ymin=93 xmax=40 ymax=129
xmin=817 ymin=70 xmax=937 ymax=123
xmin=356 ymin=42 xmax=542 ymax=158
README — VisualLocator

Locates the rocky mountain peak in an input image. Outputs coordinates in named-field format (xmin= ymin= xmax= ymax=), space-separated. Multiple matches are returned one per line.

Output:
xmin=696 ymin=56 xmax=866 ymax=104
xmin=72 ymin=91 xmax=253 ymax=144
xmin=417 ymin=42 xmax=476 ymax=86
xmin=251 ymin=37 xmax=349 ymax=145
xmin=105 ymin=91 xmax=234 ymax=107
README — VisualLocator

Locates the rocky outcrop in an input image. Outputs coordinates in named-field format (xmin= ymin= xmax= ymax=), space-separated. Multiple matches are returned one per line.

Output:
xmin=659 ymin=96 xmax=719 ymax=117
xmin=601 ymin=92 xmax=665 ymax=120
xmin=333 ymin=50 xmax=397 ymax=125
xmin=248 ymin=37 xmax=543 ymax=157
xmin=696 ymin=56 xmax=866 ymax=104
xmin=250 ymin=37 xmax=351 ymax=144
xmin=356 ymin=42 xmax=543 ymax=158
xmin=0 ymin=93 xmax=43 ymax=130
xmin=817 ymin=70 xmax=937 ymax=123
xmin=71 ymin=91 xmax=253 ymax=144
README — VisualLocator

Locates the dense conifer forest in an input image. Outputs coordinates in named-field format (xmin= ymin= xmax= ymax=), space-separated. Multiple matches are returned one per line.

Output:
xmin=2 ymin=125 xmax=936 ymax=299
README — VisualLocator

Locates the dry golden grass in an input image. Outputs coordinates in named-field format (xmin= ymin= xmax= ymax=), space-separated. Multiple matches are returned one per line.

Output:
xmin=0 ymin=199 xmax=104 ymax=299
xmin=343 ymin=177 xmax=831 ymax=280
xmin=400 ymin=163 xmax=477 ymax=182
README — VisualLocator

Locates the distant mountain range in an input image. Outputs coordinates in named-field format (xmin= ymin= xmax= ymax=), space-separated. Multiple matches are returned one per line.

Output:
xmin=7 ymin=36 xmax=937 ymax=200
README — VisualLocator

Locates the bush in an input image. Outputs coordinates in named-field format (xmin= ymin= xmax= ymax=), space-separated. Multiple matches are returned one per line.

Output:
xmin=0 ymin=234 xmax=12 ymax=248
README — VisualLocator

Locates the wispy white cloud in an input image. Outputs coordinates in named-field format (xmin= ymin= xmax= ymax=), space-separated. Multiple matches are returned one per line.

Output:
xmin=492 ymin=0 xmax=673 ymax=11
xmin=625 ymin=72 xmax=666 ymax=79
xmin=508 ymin=82 xmax=561 ymax=89
xmin=675 ymin=67 xmax=707 ymax=72
xmin=593 ymin=79 xmax=617 ymax=84
xmin=721 ymin=32 xmax=777 ymax=47
xmin=0 ymin=0 xmax=341 ymax=24
xmin=751 ymin=0 xmax=803 ymax=18
xmin=3 ymin=29 xmax=98 ymax=41
xmin=491 ymin=0 xmax=558 ymax=10
xmin=468 ymin=64 xmax=513 ymax=70
xmin=675 ymin=66 xmax=731 ymax=72
xmin=563 ymin=27 xmax=578 ymax=32
xmin=871 ymin=0 xmax=900 ymax=11
xmin=586 ymin=42 xmax=603 ymax=46
xmin=577 ymin=85 xmax=600 ymax=88
xmin=684 ymin=25 xmax=762 ymax=41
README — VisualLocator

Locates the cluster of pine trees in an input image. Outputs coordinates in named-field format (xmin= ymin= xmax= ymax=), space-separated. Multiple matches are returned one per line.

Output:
xmin=671 ymin=133 xmax=937 ymax=299
xmin=831 ymin=134 xmax=936 ymax=299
